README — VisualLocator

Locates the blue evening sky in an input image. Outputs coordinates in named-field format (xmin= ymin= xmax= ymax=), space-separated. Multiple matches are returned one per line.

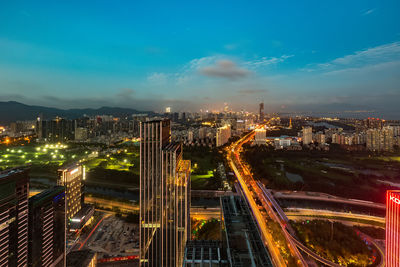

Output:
xmin=0 ymin=0 xmax=399 ymax=117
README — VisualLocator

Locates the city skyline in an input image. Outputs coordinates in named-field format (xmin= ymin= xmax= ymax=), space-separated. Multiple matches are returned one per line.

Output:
xmin=1 ymin=2 xmax=398 ymax=265
xmin=0 ymin=1 xmax=399 ymax=118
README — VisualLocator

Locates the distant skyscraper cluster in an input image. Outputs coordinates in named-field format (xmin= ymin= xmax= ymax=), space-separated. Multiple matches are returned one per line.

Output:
xmin=139 ymin=119 xmax=191 ymax=266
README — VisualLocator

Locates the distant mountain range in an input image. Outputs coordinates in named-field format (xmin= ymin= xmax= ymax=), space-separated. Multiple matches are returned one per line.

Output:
xmin=0 ymin=101 xmax=152 ymax=124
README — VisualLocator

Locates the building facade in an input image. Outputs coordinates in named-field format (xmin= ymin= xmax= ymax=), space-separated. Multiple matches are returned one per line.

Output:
xmin=386 ymin=190 xmax=400 ymax=267
xmin=302 ymin=126 xmax=312 ymax=145
xmin=139 ymin=120 xmax=190 ymax=267
xmin=58 ymin=163 xmax=84 ymax=220
xmin=28 ymin=186 xmax=66 ymax=267
xmin=366 ymin=127 xmax=394 ymax=152
xmin=216 ymin=125 xmax=231 ymax=147
xmin=254 ymin=128 xmax=266 ymax=145
xmin=0 ymin=168 xmax=29 ymax=267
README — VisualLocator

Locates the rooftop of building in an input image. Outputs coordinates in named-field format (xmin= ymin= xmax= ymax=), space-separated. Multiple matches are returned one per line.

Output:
xmin=183 ymin=240 xmax=229 ymax=266
xmin=29 ymin=186 xmax=64 ymax=207
xmin=221 ymin=195 xmax=273 ymax=267
xmin=141 ymin=118 xmax=170 ymax=124
xmin=58 ymin=161 xmax=81 ymax=172
xmin=0 ymin=167 xmax=29 ymax=180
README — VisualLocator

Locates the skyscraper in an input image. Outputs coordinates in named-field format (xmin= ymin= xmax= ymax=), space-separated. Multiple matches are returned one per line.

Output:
xmin=139 ymin=120 xmax=191 ymax=267
xmin=216 ymin=125 xmax=231 ymax=147
xmin=302 ymin=126 xmax=313 ymax=145
xmin=0 ymin=168 xmax=29 ymax=267
xmin=259 ymin=102 xmax=264 ymax=122
xmin=58 ymin=163 xmax=84 ymax=220
xmin=28 ymin=186 xmax=66 ymax=267
xmin=386 ymin=190 xmax=400 ymax=267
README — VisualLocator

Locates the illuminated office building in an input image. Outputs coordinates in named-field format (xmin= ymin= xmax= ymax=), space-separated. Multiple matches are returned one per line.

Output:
xmin=254 ymin=128 xmax=266 ymax=145
xmin=386 ymin=190 xmax=400 ymax=267
xmin=28 ymin=186 xmax=66 ymax=267
xmin=216 ymin=125 xmax=231 ymax=147
xmin=139 ymin=119 xmax=191 ymax=267
xmin=58 ymin=163 xmax=84 ymax=220
xmin=0 ymin=168 xmax=29 ymax=267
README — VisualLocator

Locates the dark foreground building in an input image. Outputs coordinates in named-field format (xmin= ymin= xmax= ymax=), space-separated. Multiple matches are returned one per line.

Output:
xmin=183 ymin=240 xmax=229 ymax=266
xmin=0 ymin=168 xmax=29 ymax=267
xmin=28 ymin=186 xmax=66 ymax=267
xmin=139 ymin=119 xmax=191 ymax=266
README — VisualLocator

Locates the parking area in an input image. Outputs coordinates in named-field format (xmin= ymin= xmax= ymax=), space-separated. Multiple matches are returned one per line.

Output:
xmin=86 ymin=215 xmax=139 ymax=259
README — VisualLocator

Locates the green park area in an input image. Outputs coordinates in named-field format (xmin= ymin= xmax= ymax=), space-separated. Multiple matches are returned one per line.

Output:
xmin=0 ymin=143 xmax=141 ymax=188
xmin=183 ymin=146 xmax=224 ymax=190
xmin=1 ymin=142 xmax=225 ymax=191
xmin=292 ymin=220 xmax=374 ymax=266
xmin=243 ymin=145 xmax=400 ymax=203
xmin=0 ymin=143 xmax=86 ymax=176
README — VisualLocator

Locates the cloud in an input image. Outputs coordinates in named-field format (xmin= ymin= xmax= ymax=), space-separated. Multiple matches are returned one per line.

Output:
xmin=303 ymin=41 xmax=400 ymax=72
xmin=245 ymin=55 xmax=293 ymax=68
xmin=199 ymin=60 xmax=249 ymax=79
xmin=116 ymin=88 xmax=135 ymax=99
xmin=323 ymin=60 xmax=400 ymax=76
xmin=362 ymin=9 xmax=375 ymax=16
xmin=332 ymin=42 xmax=400 ymax=65
xmin=175 ymin=56 xmax=217 ymax=84
xmin=147 ymin=72 xmax=168 ymax=84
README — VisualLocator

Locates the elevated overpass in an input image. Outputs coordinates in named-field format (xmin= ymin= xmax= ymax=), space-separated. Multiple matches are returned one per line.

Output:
xmin=273 ymin=190 xmax=385 ymax=210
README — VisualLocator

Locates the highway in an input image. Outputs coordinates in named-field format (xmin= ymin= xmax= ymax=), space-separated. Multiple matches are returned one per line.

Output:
xmin=256 ymin=182 xmax=345 ymax=267
xmin=227 ymin=127 xmax=353 ymax=267
xmin=227 ymin=128 xmax=305 ymax=266
xmin=285 ymin=208 xmax=385 ymax=225
xmin=273 ymin=191 xmax=386 ymax=210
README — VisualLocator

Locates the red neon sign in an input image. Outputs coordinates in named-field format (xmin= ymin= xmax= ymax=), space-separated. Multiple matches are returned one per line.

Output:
xmin=386 ymin=190 xmax=400 ymax=267
xmin=390 ymin=195 xmax=400 ymax=204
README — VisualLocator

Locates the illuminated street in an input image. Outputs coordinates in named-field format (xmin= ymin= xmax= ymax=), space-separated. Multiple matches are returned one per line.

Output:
xmin=227 ymin=127 xmax=304 ymax=266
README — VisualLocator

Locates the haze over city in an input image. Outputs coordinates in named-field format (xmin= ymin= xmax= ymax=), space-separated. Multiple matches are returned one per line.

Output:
xmin=0 ymin=1 xmax=399 ymax=118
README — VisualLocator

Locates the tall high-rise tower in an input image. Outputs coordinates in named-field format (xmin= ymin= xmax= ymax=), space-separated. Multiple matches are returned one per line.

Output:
xmin=28 ymin=186 xmax=66 ymax=267
xmin=58 ymin=163 xmax=84 ymax=220
xmin=0 ymin=168 xmax=29 ymax=267
xmin=259 ymin=103 xmax=264 ymax=122
xmin=139 ymin=119 xmax=191 ymax=267
xmin=386 ymin=190 xmax=400 ymax=266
